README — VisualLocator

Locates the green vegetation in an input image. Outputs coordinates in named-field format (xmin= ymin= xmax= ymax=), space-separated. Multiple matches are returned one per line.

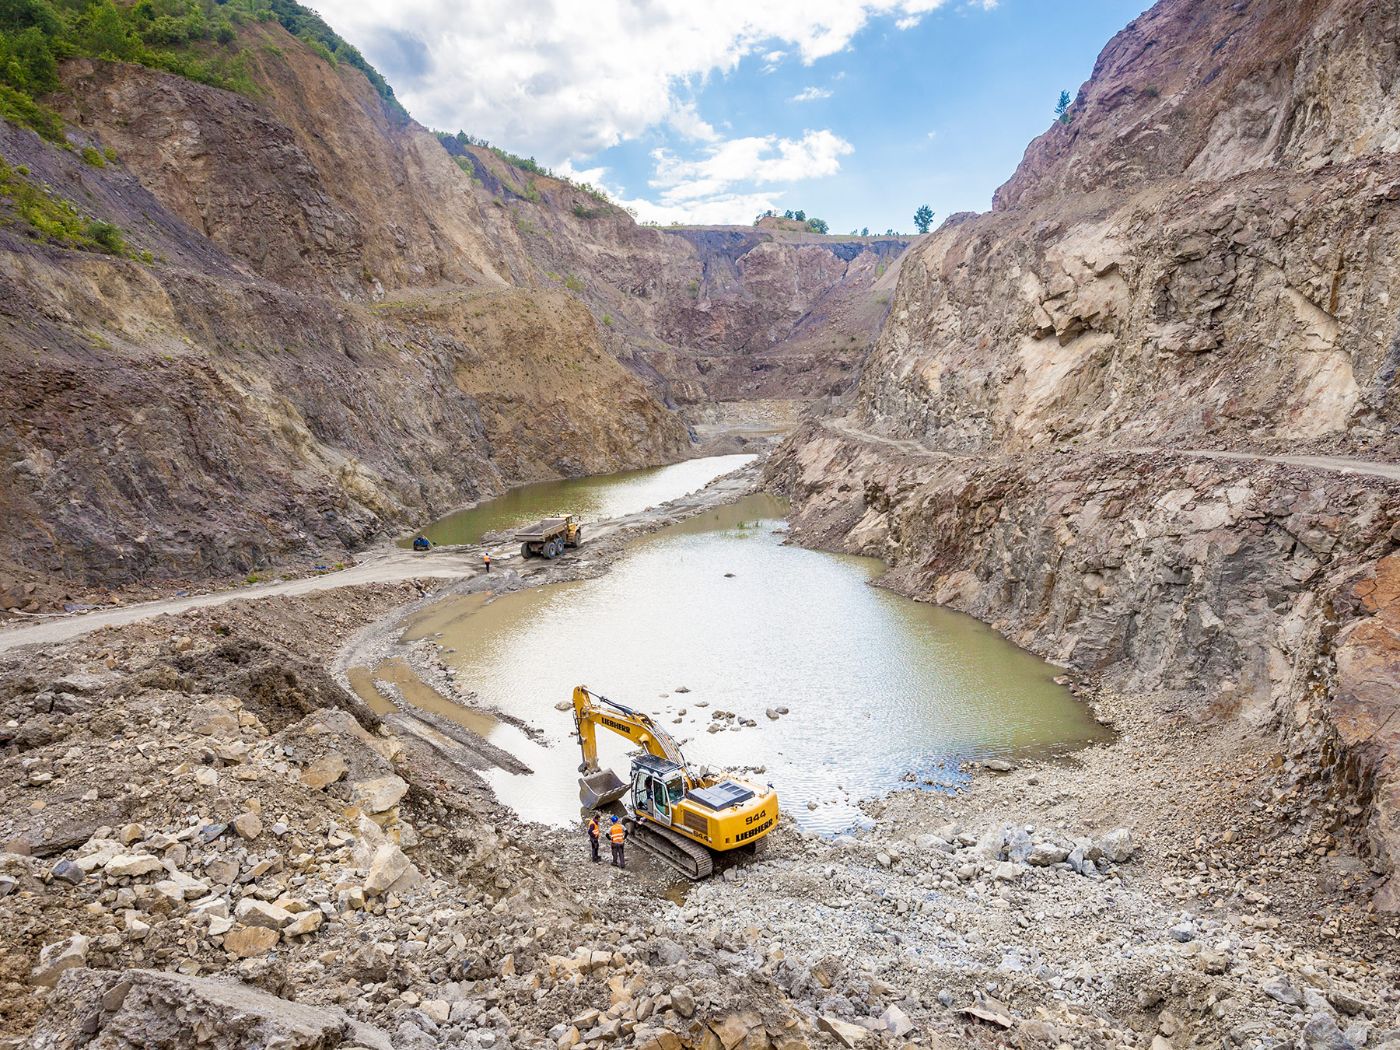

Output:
xmin=563 ymin=273 xmax=583 ymax=293
xmin=0 ymin=0 xmax=405 ymax=144
xmin=913 ymin=204 xmax=934 ymax=234
xmin=0 ymin=152 xmax=128 ymax=252
xmin=80 ymin=143 xmax=104 ymax=166
xmin=754 ymin=207 xmax=831 ymax=234
xmin=1056 ymin=89 xmax=1073 ymax=125
xmin=601 ymin=313 xmax=612 ymax=326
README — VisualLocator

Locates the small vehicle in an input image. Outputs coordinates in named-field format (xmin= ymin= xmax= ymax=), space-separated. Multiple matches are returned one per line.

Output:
xmin=411 ymin=536 xmax=432 ymax=552
xmin=515 ymin=515 xmax=582 ymax=559
xmin=572 ymin=686 xmax=779 ymax=879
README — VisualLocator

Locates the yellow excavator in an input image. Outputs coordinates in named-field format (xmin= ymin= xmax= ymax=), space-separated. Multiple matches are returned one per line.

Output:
xmin=572 ymin=686 xmax=778 ymax=879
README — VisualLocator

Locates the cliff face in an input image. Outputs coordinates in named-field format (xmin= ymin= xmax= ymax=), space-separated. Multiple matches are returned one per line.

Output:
xmin=449 ymin=146 xmax=911 ymax=418
xmin=0 ymin=15 xmax=911 ymax=602
xmin=770 ymin=0 xmax=1400 ymax=905
xmin=0 ymin=23 xmax=696 ymax=597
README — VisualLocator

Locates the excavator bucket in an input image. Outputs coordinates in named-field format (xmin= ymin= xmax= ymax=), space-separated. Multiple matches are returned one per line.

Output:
xmin=579 ymin=769 xmax=627 ymax=810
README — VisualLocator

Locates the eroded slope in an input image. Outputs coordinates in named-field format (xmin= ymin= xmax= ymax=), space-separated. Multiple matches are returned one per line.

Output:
xmin=770 ymin=0 xmax=1400 ymax=907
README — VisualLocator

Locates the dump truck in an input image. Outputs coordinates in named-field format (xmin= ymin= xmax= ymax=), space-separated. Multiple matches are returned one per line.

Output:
xmin=572 ymin=686 xmax=779 ymax=879
xmin=515 ymin=514 xmax=582 ymax=559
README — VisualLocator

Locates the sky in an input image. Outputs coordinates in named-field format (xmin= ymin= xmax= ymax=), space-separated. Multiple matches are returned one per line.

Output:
xmin=310 ymin=0 xmax=1152 ymax=233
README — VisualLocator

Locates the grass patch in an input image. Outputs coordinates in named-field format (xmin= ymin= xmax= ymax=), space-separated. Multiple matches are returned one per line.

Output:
xmin=0 ymin=154 xmax=129 ymax=254
xmin=0 ymin=0 xmax=406 ymax=144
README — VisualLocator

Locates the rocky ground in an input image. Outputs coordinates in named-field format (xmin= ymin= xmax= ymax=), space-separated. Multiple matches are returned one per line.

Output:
xmin=1 ymin=465 xmax=1396 ymax=1050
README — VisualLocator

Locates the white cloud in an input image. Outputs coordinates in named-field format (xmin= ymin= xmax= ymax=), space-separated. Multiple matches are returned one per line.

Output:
xmin=791 ymin=86 xmax=833 ymax=103
xmin=310 ymin=0 xmax=965 ymax=160
xmin=652 ymin=130 xmax=852 ymax=188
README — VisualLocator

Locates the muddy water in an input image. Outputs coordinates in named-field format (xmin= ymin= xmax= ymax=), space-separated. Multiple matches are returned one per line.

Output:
xmin=410 ymin=454 xmax=755 ymax=547
xmin=403 ymin=493 xmax=1111 ymax=834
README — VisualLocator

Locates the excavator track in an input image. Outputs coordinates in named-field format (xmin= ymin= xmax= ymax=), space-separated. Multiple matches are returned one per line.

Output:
xmin=626 ymin=818 xmax=715 ymax=880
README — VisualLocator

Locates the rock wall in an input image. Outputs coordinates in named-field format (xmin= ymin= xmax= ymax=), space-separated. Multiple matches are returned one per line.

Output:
xmin=769 ymin=0 xmax=1400 ymax=905
xmin=0 ymin=20 xmax=913 ymax=598
xmin=451 ymin=146 xmax=912 ymax=417
xmin=0 ymin=40 xmax=689 ymax=593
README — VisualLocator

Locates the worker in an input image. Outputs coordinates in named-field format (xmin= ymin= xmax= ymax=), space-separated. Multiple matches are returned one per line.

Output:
xmin=586 ymin=815 xmax=601 ymax=863
xmin=608 ymin=816 xmax=626 ymax=868
xmin=482 ymin=551 xmax=492 ymax=573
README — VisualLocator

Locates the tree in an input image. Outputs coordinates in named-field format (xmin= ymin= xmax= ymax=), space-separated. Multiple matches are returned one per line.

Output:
xmin=782 ymin=209 xmax=794 ymax=220
xmin=913 ymin=204 xmax=934 ymax=234
xmin=807 ymin=217 xmax=828 ymax=234
xmin=793 ymin=209 xmax=806 ymax=222
xmin=1055 ymin=90 xmax=1072 ymax=124
xmin=860 ymin=226 xmax=869 ymax=237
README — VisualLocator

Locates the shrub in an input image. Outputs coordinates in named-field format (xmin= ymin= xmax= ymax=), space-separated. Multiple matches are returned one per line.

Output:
xmin=81 ymin=145 xmax=106 ymax=167
xmin=0 ymin=155 xmax=131 ymax=255
xmin=84 ymin=219 xmax=125 ymax=253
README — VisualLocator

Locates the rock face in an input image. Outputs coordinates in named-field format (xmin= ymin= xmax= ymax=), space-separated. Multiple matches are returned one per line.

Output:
xmin=0 ymin=40 xmax=691 ymax=594
xmin=27 ymin=967 xmax=391 ymax=1049
xmin=770 ymin=0 xmax=1400 ymax=904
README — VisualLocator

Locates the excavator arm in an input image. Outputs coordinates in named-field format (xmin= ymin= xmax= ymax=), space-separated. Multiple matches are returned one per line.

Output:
xmin=572 ymin=685 xmax=687 ymax=774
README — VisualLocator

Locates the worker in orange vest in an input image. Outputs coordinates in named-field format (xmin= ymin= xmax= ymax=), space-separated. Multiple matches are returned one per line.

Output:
xmin=608 ymin=816 xmax=627 ymax=868
xmin=482 ymin=551 xmax=492 ymax=573
xmin=586 ymin=815 xmax=601 ymax=863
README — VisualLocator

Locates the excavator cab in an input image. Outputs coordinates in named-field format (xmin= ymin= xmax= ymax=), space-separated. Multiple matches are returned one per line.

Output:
xmin=632 ymin=756 xmax=685 ymax=823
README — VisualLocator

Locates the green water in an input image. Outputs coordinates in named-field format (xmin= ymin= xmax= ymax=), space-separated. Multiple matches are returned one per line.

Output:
xmin=409 ymin=454 xmax=755 ymax=547
xmin=408 ymin=493 xmax=1111 ymax=832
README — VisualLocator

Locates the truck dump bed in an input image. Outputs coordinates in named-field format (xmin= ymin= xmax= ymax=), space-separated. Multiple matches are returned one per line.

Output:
xmin=514 ymin=517 xmax=568 ymax=541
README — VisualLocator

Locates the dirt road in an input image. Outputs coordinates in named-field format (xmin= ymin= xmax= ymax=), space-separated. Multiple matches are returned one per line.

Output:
xmin=0 ymin=465 xmax=760 ymax=654
xmin=823 ymin=417 xmax=1400 ymax=480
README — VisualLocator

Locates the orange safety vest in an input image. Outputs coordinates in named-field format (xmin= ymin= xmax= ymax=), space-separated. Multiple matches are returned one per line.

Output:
xmin=482 ymin=553 xmax=491 ymax=563
xmin=609 ymin=823 xmax=625 ymax=844
xmin=587 ymin=820 xmax=599 ymax=840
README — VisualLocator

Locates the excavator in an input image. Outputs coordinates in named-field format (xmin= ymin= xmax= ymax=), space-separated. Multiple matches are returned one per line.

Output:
xmin=571 ymin=686 xmax=778 ymax=879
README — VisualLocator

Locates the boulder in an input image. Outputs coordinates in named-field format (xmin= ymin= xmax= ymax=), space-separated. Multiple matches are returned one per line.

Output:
xmin=1026 ymin=840 xmax=1071 ymax=867
xmin=27 ymin=968 xmax=393 ymax=1048
xmin=232 ymin=812 xmax=263 ymax=841
xmin=283 ymin=910 xmax=324 ymax=937
xmin=300 ymin=752 xmax=349 ymax=790
xmin=364 ymin=844 xmax=412 ymax=897
xmin=1097 ymin=828 xmax=1135 ymax=863
xmin=31 ymin=934 xmax=90 ymax=987
xmin=235 ymin=899 xmax=294 ymax=930
xmin=670 ymin=985 xmax=695 ymax=1018
xmin=224 ymin=925 xmax=281 ymax=959
xmin=103 ymin=853 xmax=164 ymax=879
xmin=350 ymin=776 xmax=409 ymax=815
xmin=879 ymin=1005 xmax=914 ymax=1038
xmin=819 ymin=1015 xmax=867 ymax=1048
xmin=635 ymin=1026 xmax=683 ymax=1050
xmin=1302 ymin=1014 xmax=1357 ymax=1050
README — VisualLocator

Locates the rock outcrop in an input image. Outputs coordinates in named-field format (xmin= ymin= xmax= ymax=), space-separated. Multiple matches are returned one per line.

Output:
xmin=0 ymin=18 xmax=910 ymax=599
xmin=770 ymin=0 xmax=1400 ymax=904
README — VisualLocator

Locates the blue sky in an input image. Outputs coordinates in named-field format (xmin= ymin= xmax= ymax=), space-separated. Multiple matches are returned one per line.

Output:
xmin=315 ymin=0 xmax=1152 ymax=232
